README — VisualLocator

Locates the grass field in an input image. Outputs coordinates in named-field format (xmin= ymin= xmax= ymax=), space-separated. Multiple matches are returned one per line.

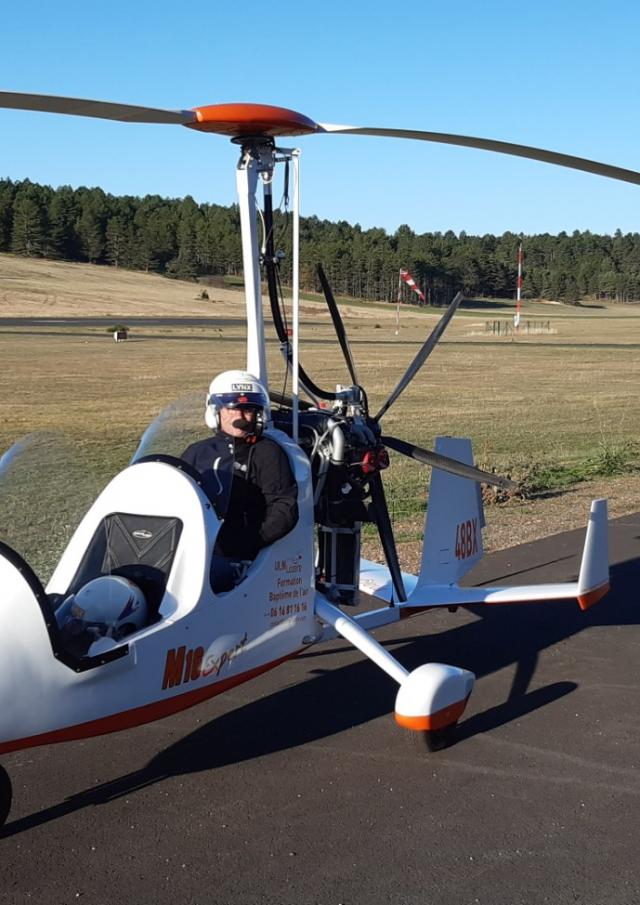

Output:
xmin=2 ymin=252 xmax=640 ymax=579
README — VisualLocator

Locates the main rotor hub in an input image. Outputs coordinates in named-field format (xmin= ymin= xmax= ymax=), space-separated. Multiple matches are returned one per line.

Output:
xmin=187 ymin=103 xmax=319 ymax=138
xmin=233 ymin=136 xmax=278 ymax=179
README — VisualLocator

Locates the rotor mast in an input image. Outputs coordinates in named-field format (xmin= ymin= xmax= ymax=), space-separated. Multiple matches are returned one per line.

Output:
xmin=235 ymin=139 xmax=273 ymax=385
xmin=235 ymin=137 xmax=302 ymax=439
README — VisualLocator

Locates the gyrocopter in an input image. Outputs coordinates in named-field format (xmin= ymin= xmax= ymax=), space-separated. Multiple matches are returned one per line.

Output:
xmin=1 ymin=90 xmax=635 ymax=829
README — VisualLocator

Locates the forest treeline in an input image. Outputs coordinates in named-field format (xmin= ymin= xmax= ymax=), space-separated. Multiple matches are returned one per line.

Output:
xmin=1 ymin=177 xmax=639 ymax=304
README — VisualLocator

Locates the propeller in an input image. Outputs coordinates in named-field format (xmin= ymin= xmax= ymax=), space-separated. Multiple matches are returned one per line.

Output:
xmin=368 ymin=472 xmax=407 ymax=603
xmin=374 ymin=291 xmax=464 ymax=421
xmin=314 ymin=276 xmax=514 ymax=487
xmin=381 ymin=435 xmax=516 ymax=491
xmin=312 ymin=271 xmax=515 ymax=595
xmin=317 ymin=264 xmax=360 ymax=386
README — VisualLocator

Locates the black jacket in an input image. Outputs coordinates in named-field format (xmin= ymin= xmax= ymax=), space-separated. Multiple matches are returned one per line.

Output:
xmin=182 ymin=432 xmax=298 ymax=560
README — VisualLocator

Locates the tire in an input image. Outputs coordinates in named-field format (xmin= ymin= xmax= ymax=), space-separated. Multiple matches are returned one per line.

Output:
xmin=0 ymin=764 xmax=12 ymax=828
xmin=406 ymin=722 xmax=458 ymax=753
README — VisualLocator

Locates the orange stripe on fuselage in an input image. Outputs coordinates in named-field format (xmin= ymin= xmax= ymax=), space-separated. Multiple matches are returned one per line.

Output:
xmin=0 ymin=653 xmax=296 ymax=756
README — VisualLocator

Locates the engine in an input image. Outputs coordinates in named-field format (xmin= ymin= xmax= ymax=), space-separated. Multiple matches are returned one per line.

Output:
xmin=272 ymin=385 xmax=389 ymax=605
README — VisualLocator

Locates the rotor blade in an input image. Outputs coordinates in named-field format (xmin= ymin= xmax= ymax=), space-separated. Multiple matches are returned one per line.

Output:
xmin=0 ymin=91 xmax=195 ymax=125
xmin=375 ymin=291 xmax=464 ymax=421
xmin=381 ymin=435 xmax=517 ymax=491
xmin=318 ymin=123 xmax=640 ymax=187
xmin=317 ymin=264 xmax=359 ymax=386
xmin=368 ymin=473 xmax=407 ymax=603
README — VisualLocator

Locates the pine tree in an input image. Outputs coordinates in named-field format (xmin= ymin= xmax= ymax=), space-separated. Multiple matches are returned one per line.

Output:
xmin=0 ymin=179 xmax=17 ymax=251
xmin=105 ymin=216 xmax=127 ymax=267
xmin=48 ymin=187 xmax=79 ymax=259
xmin=11 ymin=195 xmax=45 ymax=256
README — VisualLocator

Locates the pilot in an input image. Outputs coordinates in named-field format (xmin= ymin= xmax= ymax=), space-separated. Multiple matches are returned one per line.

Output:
xmin=181 ymin=370 xmax=298 ymax=587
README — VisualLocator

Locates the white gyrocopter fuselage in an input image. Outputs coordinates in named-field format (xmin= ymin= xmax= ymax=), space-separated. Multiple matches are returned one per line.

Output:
xmin=0 ymin=96 xmax=619 ymax=828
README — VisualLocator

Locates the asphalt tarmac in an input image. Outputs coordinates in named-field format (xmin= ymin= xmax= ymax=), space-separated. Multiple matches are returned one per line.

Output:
xmin=1 ymin=513 xmax=639 ymax=905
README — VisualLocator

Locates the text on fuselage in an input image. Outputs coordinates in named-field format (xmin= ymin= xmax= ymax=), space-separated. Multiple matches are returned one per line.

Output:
xmin=162 ymin=633 xmax=248 ymax=690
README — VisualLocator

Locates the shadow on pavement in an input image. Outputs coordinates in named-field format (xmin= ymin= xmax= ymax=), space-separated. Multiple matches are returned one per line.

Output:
xmin=1 ymin=555 xmax=637 ymax=838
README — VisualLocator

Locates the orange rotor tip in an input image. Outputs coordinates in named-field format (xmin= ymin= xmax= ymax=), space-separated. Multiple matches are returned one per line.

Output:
xmin=187 ymin=103 xmax=319 ymax=138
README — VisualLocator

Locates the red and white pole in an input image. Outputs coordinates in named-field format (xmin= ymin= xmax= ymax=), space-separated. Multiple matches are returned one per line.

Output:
xmin=514 ymin=240 xmax=523 ymax=330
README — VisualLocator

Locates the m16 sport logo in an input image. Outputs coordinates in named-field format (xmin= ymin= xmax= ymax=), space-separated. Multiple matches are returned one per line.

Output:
xmin=455 ymin=518 xmax=479 ymax=560
xmin=162 ymin=633 xmax=248 ymax=689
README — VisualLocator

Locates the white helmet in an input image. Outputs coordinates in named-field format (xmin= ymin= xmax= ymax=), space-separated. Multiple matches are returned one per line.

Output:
xmin=56 ymin=575 xmax=148 ymax=643
xmin=204 ymin=369 xmax=269 ymax=432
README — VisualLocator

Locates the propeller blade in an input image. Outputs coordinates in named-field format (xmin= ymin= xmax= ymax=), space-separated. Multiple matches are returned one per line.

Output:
xmin=381 ymin=435 xmax=516 ymax=490
xmin=368 ymin=472 xmax=407 ymax=603
xmin=375 ymin=291 xmax=464 ymax=421
xmin=317 ymin=264 xmax=360 ymax=386
xmin=318 ymin=123 xmax=640 ymax=187
xmin=0 ymin=91 xmax=195 ymax=125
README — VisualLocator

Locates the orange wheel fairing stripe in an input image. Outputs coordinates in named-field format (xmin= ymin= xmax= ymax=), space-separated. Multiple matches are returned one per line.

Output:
xmin=395 ymin=696 xmax=469 ymax=732
xmin=0 ymin=653 xmax=297 ymax=756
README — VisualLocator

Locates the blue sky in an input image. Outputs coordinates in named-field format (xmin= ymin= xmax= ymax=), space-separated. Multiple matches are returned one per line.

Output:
xmin=1 ymin=0 xmax=639 ymax=236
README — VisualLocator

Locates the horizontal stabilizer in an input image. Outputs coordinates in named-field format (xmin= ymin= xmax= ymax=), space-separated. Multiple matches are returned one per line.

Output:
xmin=408 ymin=498 xmax=609 ymax=610
xmin=357 ymin=499 xmax=609 ymax=630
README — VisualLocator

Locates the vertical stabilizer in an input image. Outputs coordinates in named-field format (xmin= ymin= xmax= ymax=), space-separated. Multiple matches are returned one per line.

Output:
xmin=417 ymin=437 xmax=485 ymax=587
xmin=577 ymin=498 xmax=609 ymax=609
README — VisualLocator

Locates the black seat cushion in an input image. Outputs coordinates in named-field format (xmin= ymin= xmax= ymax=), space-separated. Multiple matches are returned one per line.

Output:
xmin=67 ymin=513 xmax=183 ymax=617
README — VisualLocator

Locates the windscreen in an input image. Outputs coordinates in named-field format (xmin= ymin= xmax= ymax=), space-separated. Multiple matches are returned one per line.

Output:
xmin=0 ymin=392 xmax=225 ymax=583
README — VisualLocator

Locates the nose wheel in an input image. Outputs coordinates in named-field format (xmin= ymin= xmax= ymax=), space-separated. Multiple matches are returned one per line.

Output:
xmin=0 ymin=764 xmax=11 ymax=827
xmin=407 ymin=721 xmax=459 ymax=752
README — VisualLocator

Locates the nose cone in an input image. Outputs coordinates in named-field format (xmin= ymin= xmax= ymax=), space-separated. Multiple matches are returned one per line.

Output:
xmin=0 ymin=544 xmax=60 ymax=753
xmin=187 ymin=103 xmax=319 ymax=137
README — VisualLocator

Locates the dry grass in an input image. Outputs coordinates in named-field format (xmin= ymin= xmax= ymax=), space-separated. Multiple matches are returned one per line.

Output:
xmin=2 ymin=252 xmax=640 ymax=579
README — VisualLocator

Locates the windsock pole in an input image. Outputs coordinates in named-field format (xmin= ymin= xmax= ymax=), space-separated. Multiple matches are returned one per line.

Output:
xmin=514 ymin=240 xmax=523 ymax=330
xmin=396 ymin=268 xmax=402 ymax=335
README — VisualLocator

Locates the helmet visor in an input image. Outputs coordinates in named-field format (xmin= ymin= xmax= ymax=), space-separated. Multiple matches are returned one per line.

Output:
xmin=209 ymin=392 xmax=265 ymax=410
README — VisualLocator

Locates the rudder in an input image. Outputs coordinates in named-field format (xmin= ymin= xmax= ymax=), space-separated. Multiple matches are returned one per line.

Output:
xmin=418 ymin=437 xmax=485 ymax=586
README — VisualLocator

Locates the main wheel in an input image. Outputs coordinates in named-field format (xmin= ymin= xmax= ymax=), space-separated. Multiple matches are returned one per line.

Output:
xmin=0 ymin=764 xmax=12 ymax=827
xmin=407 ymin=722 xmax=458 ymax=753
